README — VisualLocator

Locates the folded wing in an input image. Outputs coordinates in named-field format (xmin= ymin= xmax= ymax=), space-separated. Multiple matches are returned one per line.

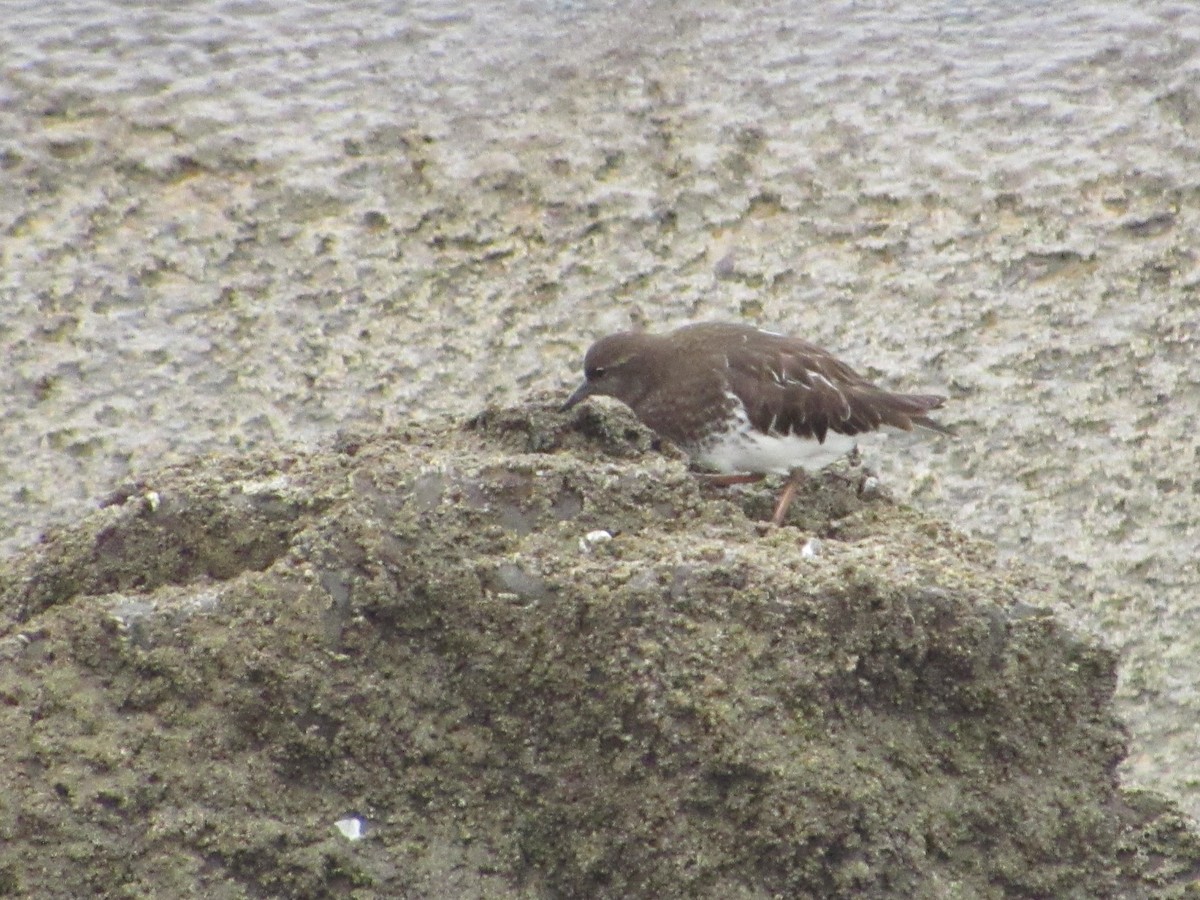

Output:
xmin=724 ymin=340 xmax=947 ymax=443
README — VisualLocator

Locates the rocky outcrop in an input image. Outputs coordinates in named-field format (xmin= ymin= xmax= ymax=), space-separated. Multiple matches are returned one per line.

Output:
xmin=1 ymin=401 xmax=1196 ymax=897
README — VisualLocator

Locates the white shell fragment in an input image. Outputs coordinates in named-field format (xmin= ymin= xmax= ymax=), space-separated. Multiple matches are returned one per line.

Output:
xmin=334 ymin=817 xmax=364 ymax=841
xmin=579 ymin=530 xmax=613 ymax=552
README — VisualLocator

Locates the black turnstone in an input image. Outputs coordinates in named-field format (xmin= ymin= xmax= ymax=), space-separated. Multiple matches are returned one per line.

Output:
xmin=563 ymin=322 xmax=949 ymax=526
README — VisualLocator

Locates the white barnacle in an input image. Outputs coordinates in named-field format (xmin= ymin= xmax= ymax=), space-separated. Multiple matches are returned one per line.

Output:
xmin=579 ymin=529 xmax=613 ymax=553
xmin=334 ymin=817 xmax=364 ymax=840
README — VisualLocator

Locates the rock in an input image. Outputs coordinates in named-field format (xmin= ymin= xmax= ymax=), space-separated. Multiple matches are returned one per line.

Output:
xmin=0 ymin=401 xmax=1197 ymax=897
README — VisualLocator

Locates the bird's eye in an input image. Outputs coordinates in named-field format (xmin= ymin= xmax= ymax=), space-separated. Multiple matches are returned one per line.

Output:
xmin=586 ymin=366 xmax=606 ymax=380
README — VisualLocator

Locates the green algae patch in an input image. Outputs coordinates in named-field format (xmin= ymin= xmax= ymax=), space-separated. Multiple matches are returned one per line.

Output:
xmin=0 ymin=400 xmax=1197 ymax=897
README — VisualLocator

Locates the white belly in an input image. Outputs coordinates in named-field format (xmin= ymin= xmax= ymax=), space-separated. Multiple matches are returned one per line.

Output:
xmin=692 ymin=426 xmax=857 ymax=475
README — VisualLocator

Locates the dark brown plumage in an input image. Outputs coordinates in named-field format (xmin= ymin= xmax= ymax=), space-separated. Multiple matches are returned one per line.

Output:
xmin=563 ymin=322 xmax=949 ymax=525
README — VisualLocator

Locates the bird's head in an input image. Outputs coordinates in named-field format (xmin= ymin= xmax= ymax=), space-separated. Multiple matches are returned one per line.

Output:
xmin=562 ymin=331 xmax=660 ymax=411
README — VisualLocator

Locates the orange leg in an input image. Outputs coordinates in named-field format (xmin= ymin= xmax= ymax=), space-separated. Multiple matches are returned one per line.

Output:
xmin=770 ymin=470 xmax=807 ymax=526
xmin=699 ymin=472 xmax=766 ymax=487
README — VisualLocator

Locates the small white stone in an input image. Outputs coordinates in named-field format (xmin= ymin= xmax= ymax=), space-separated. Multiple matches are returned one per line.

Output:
xmin=334 ymin=817 xmax=364 ymax=840
xmin=579 ymin=530 xmax=613 ymax=552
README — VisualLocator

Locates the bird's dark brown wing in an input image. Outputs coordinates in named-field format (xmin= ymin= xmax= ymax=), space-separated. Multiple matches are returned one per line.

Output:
xmin=724 ymin=339 xmax=946 ymax=442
